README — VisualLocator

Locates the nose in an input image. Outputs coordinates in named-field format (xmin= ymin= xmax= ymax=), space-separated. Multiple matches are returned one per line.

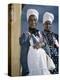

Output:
xmin=32 ymin=20 xmax=36 ymax=24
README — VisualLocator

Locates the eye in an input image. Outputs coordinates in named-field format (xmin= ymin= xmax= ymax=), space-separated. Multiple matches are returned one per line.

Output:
xmin=34 ymin=19 xmax=37 ymax=21
xmin=48 ymin=23 xmax=52 ymax=25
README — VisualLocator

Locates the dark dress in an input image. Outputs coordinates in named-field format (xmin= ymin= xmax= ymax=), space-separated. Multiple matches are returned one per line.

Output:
xmin=42 ymin=30 xmax=59 ymax=74
xmin=19 ymin=33 xmax=30 ymax=76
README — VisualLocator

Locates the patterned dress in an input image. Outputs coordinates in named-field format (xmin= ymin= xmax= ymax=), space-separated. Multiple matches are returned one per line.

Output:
xmin=42 ymin=30 xmax=59 ymax=74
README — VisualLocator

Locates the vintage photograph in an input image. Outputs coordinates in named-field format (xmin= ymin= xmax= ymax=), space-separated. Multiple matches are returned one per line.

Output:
xmin=8 ymin=4 xmax=59 ymax=76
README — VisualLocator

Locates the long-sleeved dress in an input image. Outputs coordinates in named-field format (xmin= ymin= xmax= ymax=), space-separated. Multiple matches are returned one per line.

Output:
xmin=42 ymin=30 xmax=59 ymax=74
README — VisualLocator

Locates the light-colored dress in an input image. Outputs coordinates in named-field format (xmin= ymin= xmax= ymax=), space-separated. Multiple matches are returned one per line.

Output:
xmin=27 ymin=31 xmax=55 ymax=76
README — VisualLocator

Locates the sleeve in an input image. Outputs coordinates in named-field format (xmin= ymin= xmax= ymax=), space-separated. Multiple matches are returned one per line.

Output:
xmin=53 ymin=36 xmax=59 ymax=47
xmin=38 ymin=31 xmax=44 ymax=42
xmin=19 ymin=33 xmax=29 ymax=45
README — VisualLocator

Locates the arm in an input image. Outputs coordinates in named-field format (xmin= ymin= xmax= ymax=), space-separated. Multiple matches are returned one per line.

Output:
xmin=33 ymin=31 xmax=46 ymax=49
xmin=53 ymin=36 xmax=59 ymax=48
xmin=38 ymin=31 xmax=46 ymax=48
xmin=19 ymin=33 xmax=29 ymax=45
xmin=33 ymin=41 xmax=45 ymax=49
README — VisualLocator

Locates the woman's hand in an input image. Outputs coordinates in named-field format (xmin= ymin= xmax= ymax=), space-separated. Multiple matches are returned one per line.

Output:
xmin=33 ymin=42 xmax=45 ymax=49
xmin=33 ymin=42 xmax=41 ymax=49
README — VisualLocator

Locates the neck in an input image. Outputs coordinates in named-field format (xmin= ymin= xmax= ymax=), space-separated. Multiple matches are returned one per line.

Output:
xmin=44 ymin=29 xmax=51 ymax=32
xmin=29 ymin=27 xmax=36 ymax=29
xmin=29 ymin=27 xmax=36 ymax=33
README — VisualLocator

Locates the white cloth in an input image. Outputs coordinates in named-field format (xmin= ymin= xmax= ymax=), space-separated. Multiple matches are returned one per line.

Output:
xmin=28 ymin=46 xmax=50 ymax=75
xmin=43 ymin=12 xmax=54 ymax=24
xmin=27 ymin=33 xmax=55 ymax=75
xmin=27 ymin=9 xmax=39 ymax=21
xmin=29 ymin=31 xmax=43 ymax=46
xmin=46 ymin=54 xmax=55 ymax=70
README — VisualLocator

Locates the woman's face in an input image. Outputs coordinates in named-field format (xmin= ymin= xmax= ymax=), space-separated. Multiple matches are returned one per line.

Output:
xmin=43 ymin=21 xmax=52 ymax=31
xmin=28 ymin=15 xmax=37 ymax=28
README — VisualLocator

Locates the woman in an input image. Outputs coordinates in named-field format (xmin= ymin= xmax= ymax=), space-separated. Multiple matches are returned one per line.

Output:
xmin=20 ymin=9 xmax=55 ymax=76
xmin=42 ymin=12 xmax=59 ymax=74
xmin=26 ymin=9 xmax=55 ymax=75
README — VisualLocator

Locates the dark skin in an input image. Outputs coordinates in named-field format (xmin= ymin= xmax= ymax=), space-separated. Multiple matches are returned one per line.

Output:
xmin=28 ymin=15 xmax=45 ymax=49
xmin=43 ymin=20 xmax=59 ymax=48
xmin=43 ymin=21 xmax=52 ymax=31
xmin=28 ymin=15 xmax=37 ymax=29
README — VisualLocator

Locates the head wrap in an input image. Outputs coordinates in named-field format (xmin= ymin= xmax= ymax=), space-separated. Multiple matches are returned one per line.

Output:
xmin=43 ymin=12 xmax=54 ymax=24
xmin=27 ymin=9 xmax=39 ymax=21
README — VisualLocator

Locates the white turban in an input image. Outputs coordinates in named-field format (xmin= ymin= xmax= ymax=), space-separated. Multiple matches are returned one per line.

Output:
xmin=27 ymin=9 xmax=39 ymax=21
xmin=43 ymin=12 xmax=54 ymax=24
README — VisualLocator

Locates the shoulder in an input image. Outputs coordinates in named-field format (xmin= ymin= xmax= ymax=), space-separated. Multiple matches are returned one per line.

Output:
xmin=35 ymin=29 xmax=39 ymax=33
xmin=21 ymin=32 xmax=29 ymax=38
xmin=20 ymin=32 xmax=29 ymax=41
